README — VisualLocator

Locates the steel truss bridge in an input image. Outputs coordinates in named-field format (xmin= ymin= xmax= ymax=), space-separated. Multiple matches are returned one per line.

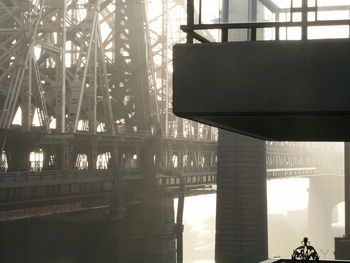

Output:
xmin=0 ymin=136 xmax=342 ymax=222
xmin=0 ymin=0 xmax=344 ymax=223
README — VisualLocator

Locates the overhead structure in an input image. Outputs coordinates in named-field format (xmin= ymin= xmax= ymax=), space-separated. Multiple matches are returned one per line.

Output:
xmin=0 ymin=0 xmax=216 ymax=141
xmin=173 ymin=0 xmax=350 ymax=141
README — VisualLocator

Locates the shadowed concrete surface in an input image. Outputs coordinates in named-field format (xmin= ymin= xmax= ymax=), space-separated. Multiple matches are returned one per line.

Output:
xmin=173 ymin=39 xmax=350 ymax=141
xmin=216 ymin=130 xmax=267 ymax=263
xmin=0 ymin=197 xmax=176 ymax=263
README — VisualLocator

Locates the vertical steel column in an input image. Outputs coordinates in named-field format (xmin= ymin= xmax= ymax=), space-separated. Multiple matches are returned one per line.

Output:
xmin=110 ymin=142 xmax=125 ymax=219
xmin=28 ymin=58 xmax=33 ymax=129
xmin=162 ymin=0 xmax=170 ymax=137
xmin=92 ymin=33 xmax=97 ymax=134
xmin=61 ymin=0 xmax=67 ymax=133
xmin=96 ymin=20 xmax=115 ymax=135
xmin=221 ymin=0 xmax=229 ymax=42
xmin=114 ymin=0 xmax=151 ymax=133
xmin=73 ymin=1 xmax=100 ymax=133
xmin=176 ymin=172 xmax=185 ymax=263
xmin=249 ymin=0 xmax=258 ymax=41
xmin=345 ymin=143 xmax=350 ymax=236
xmin=187 ymin=0 xmax=194 ymax=43
xmin=198 ymin=0 xmax=202 ymax=24
xmin=302 ymin=0 xmax=308 ymax=40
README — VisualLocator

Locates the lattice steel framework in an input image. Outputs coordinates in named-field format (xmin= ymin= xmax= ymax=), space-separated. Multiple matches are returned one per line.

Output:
xmin=0 ymin=0 xmax=116 ymax=134
xmin=0 ymin=0 xmax=217 ymax=141
xmin=0 ymin=0 xmax=217 ymax=173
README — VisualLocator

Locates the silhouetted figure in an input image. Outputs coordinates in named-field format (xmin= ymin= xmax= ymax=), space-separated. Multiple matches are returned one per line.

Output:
xmin=292 ymin=237 xmax=319 ymax=261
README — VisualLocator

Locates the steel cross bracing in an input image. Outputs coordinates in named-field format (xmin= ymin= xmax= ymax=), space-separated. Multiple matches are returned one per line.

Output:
xmin=0 ymin=0 xmax=218 ymax=223
xmin=146 ymin=0 xmax=216 ymax=140
xmin=0 ymin=0 xmax=216 ymax=138
xmin=0 ymin=0 xmax=217 ymax=170
xmin=0 ymin=0 xmax=114 ymax=134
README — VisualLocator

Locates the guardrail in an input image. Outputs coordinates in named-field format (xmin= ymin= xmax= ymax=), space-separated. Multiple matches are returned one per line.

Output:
xmin=157 ymin=167 xmax=216 ymax=187
xmin=0 ymin=170 xmax=111 ymax=184
xmin=183 ymin=0 xmax=350 ymax=43
xmin=0 ymin=164 xmax=342 ymax=221
xmin=267 ymin=167 xmax=344 ymax=179
xmin=0 ymin=167 xmax=217 ymax=215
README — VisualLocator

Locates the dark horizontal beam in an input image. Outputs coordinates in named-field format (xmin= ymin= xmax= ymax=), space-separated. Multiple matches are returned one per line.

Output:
xmin=274 ymin=260 xmax=350 ymax=263
xmin=180 ymin=19 xmax=350 ymax=31
xmin=173 ymin=39 xmax=350 ymax=141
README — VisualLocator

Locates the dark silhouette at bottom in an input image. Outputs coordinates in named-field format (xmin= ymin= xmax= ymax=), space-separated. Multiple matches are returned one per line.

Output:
xmin=292 ymin=237 xmax=319 ymax=261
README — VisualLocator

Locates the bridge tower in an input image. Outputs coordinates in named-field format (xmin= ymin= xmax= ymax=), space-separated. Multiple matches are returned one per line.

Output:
xmin=0 ymin=0 xmax=189 ymax=262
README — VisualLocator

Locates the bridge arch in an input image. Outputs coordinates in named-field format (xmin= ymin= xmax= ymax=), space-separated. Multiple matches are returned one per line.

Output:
xmin=331 ymin=202 xmax=345 ymax=238
xmin=307 ymin=175 xmax=344 ymax=253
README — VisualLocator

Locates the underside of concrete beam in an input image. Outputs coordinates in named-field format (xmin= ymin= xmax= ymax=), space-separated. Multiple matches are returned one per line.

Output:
xmin=173 ymin=39 xmax=350 ymax=141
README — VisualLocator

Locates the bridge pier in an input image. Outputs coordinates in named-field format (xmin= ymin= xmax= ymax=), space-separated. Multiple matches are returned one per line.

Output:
xmin=215 ymin=130 xmax=267 ymax=263
xmin=0 ymin=195 xmax=176 ymax=263
xmin=335 ymin=142 xmax=350 ymax=260
xmin=307 ymin=175 xmax=343 ymax=253
xmin=112 ymin=196 xmax=176 ymax=263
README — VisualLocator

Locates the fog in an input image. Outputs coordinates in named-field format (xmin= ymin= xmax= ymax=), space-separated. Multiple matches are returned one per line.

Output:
xmin=180 ymin=162 xmax=345 ymax=262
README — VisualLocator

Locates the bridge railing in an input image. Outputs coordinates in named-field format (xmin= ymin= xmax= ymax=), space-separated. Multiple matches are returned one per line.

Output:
xmin=0 ymin=167 xmax=216 ymax=202
xmin=183 ymin=0 xmax=350 ymax=43
xmin=267 ymin=167 xmax=344 ymax=179
xmin=0 ymin=170 xmax=111 ymax=185
xmin=157 ymin=167 xmax=217 ymax=188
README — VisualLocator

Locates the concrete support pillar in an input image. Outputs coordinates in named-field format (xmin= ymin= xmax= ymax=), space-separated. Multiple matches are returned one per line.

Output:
xmin=335 ymin=142 xmax=350 ymax=260
xmin=0 ymin=196 xmax=176 ymax=263
xmin=215 ymin=130 xmax=267 ymax=263
xmin=112 ymin=197 xmax=176 ymax=263
xmin=307 ymin=175 xmax=343 ymax=257
xmin=24 ymin=220 xmax=81 ymax=263
xmin=0 ymin=220 xmax=84 ymax=263
xmin=0 ymin=221 xmax=27 ymax=263
xmin=307 ymin=176 xmax=335 ymax=252
xmin=345 ymin=142 xmax=350 ymax=237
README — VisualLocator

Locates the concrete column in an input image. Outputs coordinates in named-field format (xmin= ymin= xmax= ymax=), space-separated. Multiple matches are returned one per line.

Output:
xmin=345 ymin=143 xmax=350 ymax=237
xmin=335 ymin=142 xmax=350 ymax=260
xmin=215 ymin=130 xmax=267 ymax=263
xmin=112 ymin=196 xmax=176 ymax=263
xmin=307 ymin=175 xmax=343 ymax=253
xmin=0 ymin=196 xmax=176 ymax=263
